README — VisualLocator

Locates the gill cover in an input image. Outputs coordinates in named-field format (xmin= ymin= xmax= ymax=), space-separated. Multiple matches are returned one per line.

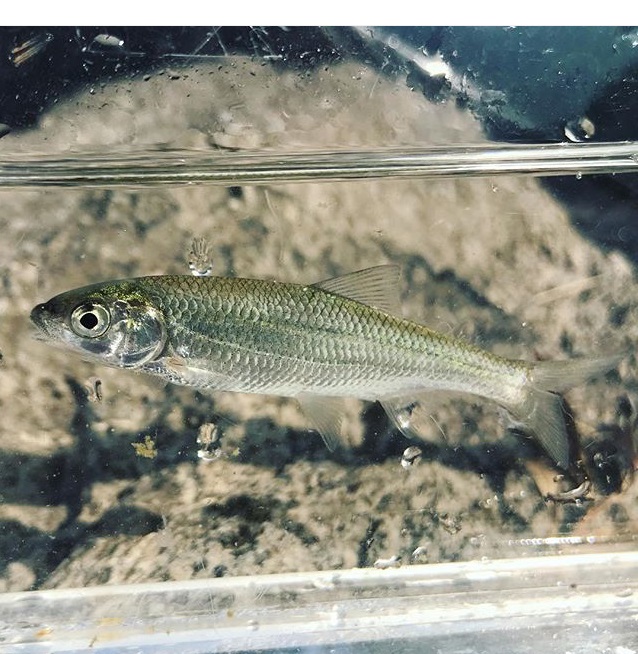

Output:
xmin=77 ymin=299 xmax=167 ymax=368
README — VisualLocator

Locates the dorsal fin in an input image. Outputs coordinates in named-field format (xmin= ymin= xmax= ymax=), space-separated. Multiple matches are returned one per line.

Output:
xmin=314 ymin=265 xmax=402 ymax=315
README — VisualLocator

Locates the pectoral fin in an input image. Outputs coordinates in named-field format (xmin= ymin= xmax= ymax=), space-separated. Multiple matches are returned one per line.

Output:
xmin=160 ymin=356 xmax=241 ymax=391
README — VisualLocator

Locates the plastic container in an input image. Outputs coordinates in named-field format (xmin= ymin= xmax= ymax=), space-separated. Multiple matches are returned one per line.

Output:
xmin=0 ymin=27 xmax=636 ymax=653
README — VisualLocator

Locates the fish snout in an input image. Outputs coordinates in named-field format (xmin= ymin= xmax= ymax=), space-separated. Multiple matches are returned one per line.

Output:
xmin=30 ymin=302 xmax=51 ymax=328
xmin=29 ymin=301 xmax=60 ymax=340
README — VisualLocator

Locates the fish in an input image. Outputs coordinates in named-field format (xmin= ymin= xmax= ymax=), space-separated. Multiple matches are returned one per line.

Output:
xmin=30 ymin=265 xmax=621 ymax=468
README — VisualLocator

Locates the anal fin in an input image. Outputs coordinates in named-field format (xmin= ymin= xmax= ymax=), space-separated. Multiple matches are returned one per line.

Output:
xmin=297 ymin=393 xmax=350 ymax=451
xmin=380 ymin=393 xmax=452 ymax=443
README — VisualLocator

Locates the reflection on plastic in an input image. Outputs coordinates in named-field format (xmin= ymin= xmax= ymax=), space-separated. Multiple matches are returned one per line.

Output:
xmin=2 ymin=142 xmax=638 ymax=188
xmin=0 ymin=552 xmax=636 ymax=653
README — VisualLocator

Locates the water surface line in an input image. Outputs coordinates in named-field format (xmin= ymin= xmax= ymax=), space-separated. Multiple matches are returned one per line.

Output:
xmin=0 ymin=141 xmax=637 ymax=188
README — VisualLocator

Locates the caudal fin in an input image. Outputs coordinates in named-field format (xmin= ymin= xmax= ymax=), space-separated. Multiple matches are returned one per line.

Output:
xmin=505 ymin=354 xmax=623 ymax=469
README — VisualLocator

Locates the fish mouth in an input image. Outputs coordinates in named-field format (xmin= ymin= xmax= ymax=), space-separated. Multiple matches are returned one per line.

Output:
xmin=29 ymin=302 xmax=58 ymax=340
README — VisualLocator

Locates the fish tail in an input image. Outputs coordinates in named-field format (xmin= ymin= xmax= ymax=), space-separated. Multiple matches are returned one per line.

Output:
xmin=504 ymin=355 xmax=623 ymax=469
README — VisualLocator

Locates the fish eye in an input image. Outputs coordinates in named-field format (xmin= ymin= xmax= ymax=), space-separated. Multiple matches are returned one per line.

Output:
xmin=70 ymin=303 xmax=111 ymax=338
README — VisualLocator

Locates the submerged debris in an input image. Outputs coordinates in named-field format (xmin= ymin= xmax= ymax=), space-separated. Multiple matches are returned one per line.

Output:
xmin=436 ymin=512 xmax=462 ymax=534
xmin=395 ymin=403 xmax=416 ymax=431
xmin=83 ymin=376 xmax=103 ymax=403
xmin=546 ymin=480 xmax=592 ymax=504
xmin=188 ymin=237 xmax=213 ymax=277
xmin=132 ymin=435 xmax=157 ymax=459
xmin=411 ymin=546 xmax=428 ymax=563
xmin=577 ymin=394 xmax=638 ymax=495
xmin=197 ymin=422 xmax=222 ymax=461
xmin=401 ymin=445 xmax=422 ymax=469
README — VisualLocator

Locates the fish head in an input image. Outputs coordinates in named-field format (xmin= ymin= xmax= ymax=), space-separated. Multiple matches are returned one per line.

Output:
xmin=30 ymin=280 xmax=167 ymax=369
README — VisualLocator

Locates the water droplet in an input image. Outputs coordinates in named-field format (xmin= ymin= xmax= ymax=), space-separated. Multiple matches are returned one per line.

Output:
xmin=564 ymin=126 xmax=578 ymax=142
xmin=92 ymin=34 xmax=125 ymax=49
xmin=619 ymin=31 xmax=638 ymax=48
xmin=576 ymin=172 xmax=583 ymax=180
xmin=564 ymin=116 xmax=595 ymax=142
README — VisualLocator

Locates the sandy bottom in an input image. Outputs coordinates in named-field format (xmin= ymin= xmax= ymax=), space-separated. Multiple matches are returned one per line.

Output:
xmin=0 ymin=59 xmax=636 ymax=591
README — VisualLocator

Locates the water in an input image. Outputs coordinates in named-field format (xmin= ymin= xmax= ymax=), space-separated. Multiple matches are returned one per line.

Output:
xmin=0 ymin=28 xmax=636 ymax=653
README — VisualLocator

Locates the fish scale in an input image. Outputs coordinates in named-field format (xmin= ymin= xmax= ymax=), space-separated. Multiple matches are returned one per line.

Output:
xmin=135 ymin=275 xmax=526 ymax=400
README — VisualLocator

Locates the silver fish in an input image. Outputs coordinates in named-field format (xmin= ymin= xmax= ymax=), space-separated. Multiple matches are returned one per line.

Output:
xmin=30 ymin=265 xmax=620 ymax=467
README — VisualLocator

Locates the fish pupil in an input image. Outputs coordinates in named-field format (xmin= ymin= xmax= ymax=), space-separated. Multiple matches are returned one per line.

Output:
xmin=80 ymin=312 xmax=99 ymax=330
